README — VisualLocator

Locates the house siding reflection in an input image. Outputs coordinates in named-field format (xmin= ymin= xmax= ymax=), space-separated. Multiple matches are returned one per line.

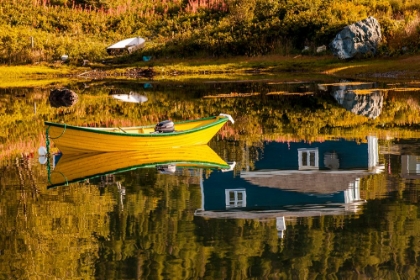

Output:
xmin=196 ymin=137 xmax=382 ymax=215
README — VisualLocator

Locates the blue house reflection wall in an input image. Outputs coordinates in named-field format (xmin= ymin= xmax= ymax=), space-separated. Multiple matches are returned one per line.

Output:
xmin=258 ymin=139 xmax=368 ymax=170
xmin=202 ymin=171 xmax=351 ymax=211
xmin=199 ymin=137 xmax=380 ymax=213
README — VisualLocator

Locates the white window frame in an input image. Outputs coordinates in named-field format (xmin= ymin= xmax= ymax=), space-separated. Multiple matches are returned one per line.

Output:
xmin=298 ymin=148 xmax=319 ymax=170
xmin=416 ymin=163 xmax=420 ymax=174
xmin=345 ymin=178 xmax=361 ymax=203
xmin=225 ymin=189 xmax=246 ymax=208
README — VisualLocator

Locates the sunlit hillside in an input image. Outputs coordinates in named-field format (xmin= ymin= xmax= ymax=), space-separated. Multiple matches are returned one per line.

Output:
xmin=0 ymin=0 xmax=419 ymax=64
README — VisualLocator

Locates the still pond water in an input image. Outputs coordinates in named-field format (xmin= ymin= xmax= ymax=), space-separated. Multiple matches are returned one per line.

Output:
xmin=1 ymin=78 xmax=420 ymax=279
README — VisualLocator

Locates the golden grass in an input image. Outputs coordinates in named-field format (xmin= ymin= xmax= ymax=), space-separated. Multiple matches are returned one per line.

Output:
xmin=324 ymin=65 xmax=367 ymax=74
xmin=318 ymin=82 xmax=374 ymax=86
xmin=0 ymin=78 xmax=74 ymax=88
xmin=389 ymin=87 xmax=420 ymax=92
xmin=324 ymin=55 xmax=420 ymax=82
xmin=0 ymin=65 xmax=73 ymax=76
xmin=352 ymin=89 xmax=385 ymax=94
xmin=266 ymin=91 xmax=315 ymax=95
xmin=94 ymin=54 xmax=420 ymax=83
xmin=3 ymin=54 xmax=420 ymax=85
xmin=266 ymin=91 xmax=288 ymax=95
xmin=0 ymin=65 xmax=79 ymax=88
xmin=203 ymin=92 xmax=260 ymax=98
xmin=351 ymin=89 xmax=384 ymax=95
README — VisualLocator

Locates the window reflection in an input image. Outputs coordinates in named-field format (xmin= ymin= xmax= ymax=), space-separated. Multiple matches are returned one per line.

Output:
xmin=225 ymin=189 xmax=246 ymax=208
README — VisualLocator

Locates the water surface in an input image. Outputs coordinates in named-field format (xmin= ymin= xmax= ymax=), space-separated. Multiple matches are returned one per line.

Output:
xmin=1 ymin=79 xmax=420 ymax=279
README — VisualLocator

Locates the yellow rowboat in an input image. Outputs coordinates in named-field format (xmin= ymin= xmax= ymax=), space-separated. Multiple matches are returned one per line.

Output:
xmin=45 ymin=114 xmax=234 ymax=154
xmin=47 ymin=145 xmax=231 ymax=188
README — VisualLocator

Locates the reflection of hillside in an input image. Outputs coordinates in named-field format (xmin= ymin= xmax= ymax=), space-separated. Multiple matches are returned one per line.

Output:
xmin=4 ymin=81 xmax=420 ymax=161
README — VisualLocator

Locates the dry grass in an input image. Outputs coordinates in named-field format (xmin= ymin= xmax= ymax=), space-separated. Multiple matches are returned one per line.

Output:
xmin=318 ymin=82 xmax=374 ymax=86
xmin=326 ymin=55 xmax=420 ymax=82
xmin=0 ymin=65 xmax=78 ymax=88
xmin=203 ymin=92 xmax=260 ymax=98
xmin=266 ymin=91 xmax=315 ymax=96
xmin=352 ymin=89 xmax=385 ymax=94
xmin=3 ymin=54 xmax=420 ymax=86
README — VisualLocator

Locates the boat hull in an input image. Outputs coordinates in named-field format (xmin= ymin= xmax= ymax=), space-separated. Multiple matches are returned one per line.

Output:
xmin=45 ymin=115 xmax=230 ymax=154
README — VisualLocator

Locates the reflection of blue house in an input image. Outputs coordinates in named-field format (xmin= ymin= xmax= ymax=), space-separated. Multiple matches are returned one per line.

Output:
xmin=255 ymin=136 xmax=379 ymax=171
xmin=401 ymin=155 xmax=420 ymax=179
xmin=195 ymin=136 xmax=383 ymax=237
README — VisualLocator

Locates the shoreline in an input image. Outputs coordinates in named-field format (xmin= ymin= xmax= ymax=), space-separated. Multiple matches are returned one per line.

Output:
xmin=1 ymin=54 xmax=420 ymax=87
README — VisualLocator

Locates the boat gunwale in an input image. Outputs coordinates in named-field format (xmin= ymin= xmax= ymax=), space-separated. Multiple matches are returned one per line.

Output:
xmin=45 ymin=116 xmax=228 ymax=137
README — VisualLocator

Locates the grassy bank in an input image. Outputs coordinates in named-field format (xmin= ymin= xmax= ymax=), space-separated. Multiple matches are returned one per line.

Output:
xmin=0 ymin=64 xmax=78 ymax=87
xmin=1 ymin=54 xmax=420 ymax=87
xmin=112 ymin=54 xmax=420 ymax=82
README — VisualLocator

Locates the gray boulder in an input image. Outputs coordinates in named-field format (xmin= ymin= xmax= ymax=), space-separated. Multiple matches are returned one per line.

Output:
xmin=330 ymin=16 xmax=382 ymax=59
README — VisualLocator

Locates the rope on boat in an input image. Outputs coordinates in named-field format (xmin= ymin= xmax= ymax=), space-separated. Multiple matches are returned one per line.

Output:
xmin=45 ymin=125 xmax=69 ymax=187
xmin=49 ymin=170 xmax=69 ymax=187
xmin=46 ymin=126 xmax=51 ymax=183
xmin=46 ymin=124 xmax=67 ymax=139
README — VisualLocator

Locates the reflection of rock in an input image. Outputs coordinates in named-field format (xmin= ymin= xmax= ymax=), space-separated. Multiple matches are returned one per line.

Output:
xmin=49 ymin=88 xmax=78 ymax=108
xmin=332 ymin=90 xmax=383 ymax=119
xmin=330 ymin=16 xmax=382 ymax=59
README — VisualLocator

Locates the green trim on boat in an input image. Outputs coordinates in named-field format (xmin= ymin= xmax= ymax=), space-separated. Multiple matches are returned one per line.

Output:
xmin=44 ymin=116 xmax=228 ymax=137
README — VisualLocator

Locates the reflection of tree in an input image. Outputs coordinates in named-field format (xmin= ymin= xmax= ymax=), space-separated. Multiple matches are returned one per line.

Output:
xmin=0 ymin=159 xmax=114 ymax=279
xmin=4 ymin=85 xmax=420 ymax=160
xmin=4 ymin=84 xmax=420 ymax=278
xmin=2 ymin=152 xmax=420 ymax=278
xmin=96 ymin=167 xmax=420 ymax=279
xmin=14 ymin=153 xmax=39 ymax=195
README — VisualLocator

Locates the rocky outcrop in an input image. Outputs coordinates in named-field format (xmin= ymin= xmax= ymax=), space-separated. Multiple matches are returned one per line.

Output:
xmin=330 ymin=16 xmax=382 ymax=59
xmin=49 ymin=88 xmax=78 ymax=108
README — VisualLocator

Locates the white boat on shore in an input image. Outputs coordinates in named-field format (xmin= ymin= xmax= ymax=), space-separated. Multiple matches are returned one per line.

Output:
xmin=106 ymin=37 xmax=145 ymax=54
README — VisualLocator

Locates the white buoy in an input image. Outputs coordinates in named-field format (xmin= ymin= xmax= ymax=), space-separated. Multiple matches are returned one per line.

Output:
xmin=38 ymin=146 xmax=47 ymax=156
xmin=38 ymin=156 xmax=47 ymax=165
xmin=38 ymin=146 xmax=48 ymax=165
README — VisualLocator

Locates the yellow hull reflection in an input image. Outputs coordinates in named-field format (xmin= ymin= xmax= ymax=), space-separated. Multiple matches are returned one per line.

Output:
xmin=48 ymin=145 xmax=229 ymax=188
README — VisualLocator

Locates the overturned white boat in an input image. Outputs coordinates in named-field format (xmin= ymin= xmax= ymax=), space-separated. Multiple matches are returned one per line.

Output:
xmin=106 ymin=37 xmax=145 ymax=55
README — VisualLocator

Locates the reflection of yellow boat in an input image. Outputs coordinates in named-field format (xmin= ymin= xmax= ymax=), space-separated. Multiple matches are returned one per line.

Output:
xmin=45 ymin=114 xmax=234 ymax=154
xmin=48 ymin=145 xmax=230 ymax=188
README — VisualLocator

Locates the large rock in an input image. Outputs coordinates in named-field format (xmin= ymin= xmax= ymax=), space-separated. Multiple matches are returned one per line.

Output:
xmin=330 ymin=16 xmax=382 ymax=59
xmin=49 ymin=88 xmax=78 ymax=108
